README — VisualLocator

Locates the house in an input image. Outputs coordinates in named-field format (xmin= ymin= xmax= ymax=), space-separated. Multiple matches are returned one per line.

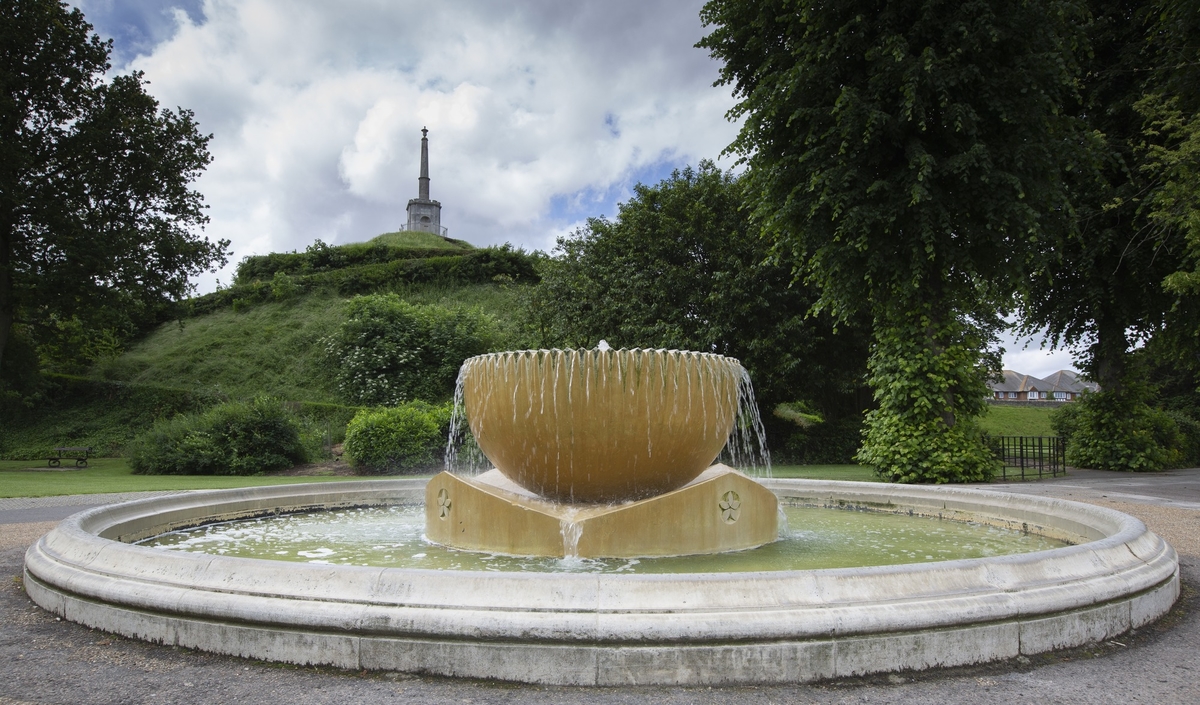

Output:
xmin=1038 ymin=369 xmax=1098 ymax=400
xmin=989 ymin=369 xmax=1095 ymax=402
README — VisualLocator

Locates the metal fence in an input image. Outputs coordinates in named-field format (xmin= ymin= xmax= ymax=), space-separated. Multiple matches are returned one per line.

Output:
xmin=398 ymin=223 xmax=450 ymax=237
xmin=985 ymin=435 xmax=1066 ymax=480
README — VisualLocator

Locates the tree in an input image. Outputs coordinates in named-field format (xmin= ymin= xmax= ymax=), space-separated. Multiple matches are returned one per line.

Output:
xmin=699 ymin=0 xmax=1088 ymax=482
xmin=1019 ymin=1 xmax=1200 ymax=471
xmin=531 ymin=162 xmax=871 ymax=433
xmin=0 ymin=0 xmax=228 ymax=383
xmin=1146 ymin=0 xmax=1200 ymax=334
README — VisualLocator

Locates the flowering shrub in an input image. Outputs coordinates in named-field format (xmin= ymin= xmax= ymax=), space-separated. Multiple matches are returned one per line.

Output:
xmin=324 ymin=294 xmax=496 ymax=405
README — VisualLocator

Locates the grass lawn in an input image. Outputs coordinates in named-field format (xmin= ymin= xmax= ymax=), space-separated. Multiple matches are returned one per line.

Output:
xmin=769 ymin=464 xmax=879 ymax=482
xmin=95 ymin=292 xmax=349 ymax=402
xmin=0 ymin=458 xmax=395 ymax=498
xmin=979 ymin=404 xmax=1059 ymax=436
xmin=369 ymin=231 xmax=474 ymax=250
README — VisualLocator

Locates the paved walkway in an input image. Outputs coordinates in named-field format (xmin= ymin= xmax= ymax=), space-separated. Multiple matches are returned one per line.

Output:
xmin=0 ymin=491 xmax=191 ymax=525
xmin=1 ymin=471 xmax=1198 ymax=704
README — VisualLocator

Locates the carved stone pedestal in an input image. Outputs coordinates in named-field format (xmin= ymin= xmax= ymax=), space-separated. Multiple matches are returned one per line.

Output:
xmin=424 ymin=464 xmax=778 ymax=558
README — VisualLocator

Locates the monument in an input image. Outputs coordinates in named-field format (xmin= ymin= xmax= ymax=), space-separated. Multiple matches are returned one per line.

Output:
xmin=405 ymin=127 xmax=443 ymax=234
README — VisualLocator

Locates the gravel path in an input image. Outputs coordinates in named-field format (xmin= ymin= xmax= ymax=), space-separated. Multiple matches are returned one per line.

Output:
xmin=1 ymin=472 xmax=1198 ymax=704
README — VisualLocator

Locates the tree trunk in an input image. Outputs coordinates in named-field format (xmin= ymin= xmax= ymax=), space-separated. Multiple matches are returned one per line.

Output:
xmin=0 ymin=218 xmax=12 ymax=378
xmin=1090 ymin=314 xmax=1129 ymax=395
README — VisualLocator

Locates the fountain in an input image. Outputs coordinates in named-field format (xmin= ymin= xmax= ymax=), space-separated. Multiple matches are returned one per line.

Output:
xmin=22 ymin=348 xmax=1180 ymax=685
xmin=425 ymin=349 xmax=777 ymax=557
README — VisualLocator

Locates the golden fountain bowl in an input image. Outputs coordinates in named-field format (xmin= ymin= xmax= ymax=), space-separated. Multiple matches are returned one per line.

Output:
xmin=461 ymin=348 xmax=742 ymax=503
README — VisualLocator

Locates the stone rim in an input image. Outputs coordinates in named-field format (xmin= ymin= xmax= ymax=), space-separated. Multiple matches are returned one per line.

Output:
xmin=23 ymin=479 xmax=1180 ymax=685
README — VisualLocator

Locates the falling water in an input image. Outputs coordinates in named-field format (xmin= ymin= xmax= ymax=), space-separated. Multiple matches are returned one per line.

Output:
xmin=444 ymin=348 xmax=772 ymax=483
xmin=716 ymin=366 xmax=773 ymax=478
xmin=444 ymin=365 xmax=490 ymax=476
xmin=559 ymin=509 xmax=584 ymax=558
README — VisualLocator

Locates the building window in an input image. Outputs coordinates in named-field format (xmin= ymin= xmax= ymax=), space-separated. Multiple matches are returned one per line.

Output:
xmin=1054 ymin=391 xmax=1066 ymax=400
xmin=1008 ymin=392 xmax=1016 ymax=399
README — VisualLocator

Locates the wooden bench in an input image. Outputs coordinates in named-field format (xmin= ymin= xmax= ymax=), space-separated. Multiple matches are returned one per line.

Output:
xmin=48 ymin=447 xmax=92 ymax=468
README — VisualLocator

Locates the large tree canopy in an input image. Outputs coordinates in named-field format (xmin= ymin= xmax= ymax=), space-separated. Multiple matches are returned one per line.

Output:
xmin=1009 ymin=0 xmax=1200 ymax=471
xmin=0 ymin=0 xmax=228 ymax=383
xmin=530 ymin=162 xmax=870 ymax=425
xmin=699 ymin=0 xmax=1089 ymax=481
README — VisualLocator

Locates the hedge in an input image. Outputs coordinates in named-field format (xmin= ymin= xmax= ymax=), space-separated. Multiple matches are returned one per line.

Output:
xmin=186 ymin=246 xmax=541 ymax=317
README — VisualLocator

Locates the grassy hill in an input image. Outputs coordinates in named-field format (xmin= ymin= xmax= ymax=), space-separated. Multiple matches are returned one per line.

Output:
xmin=368 ymin=231 xmax=474 ymax=250
xmin=95 ymin=283 xmax=532 ymax=403
xmin=978 ymin=404 xmax=1059 ymax=436
xmin=0 ymin=235 xmax=539 ymax=461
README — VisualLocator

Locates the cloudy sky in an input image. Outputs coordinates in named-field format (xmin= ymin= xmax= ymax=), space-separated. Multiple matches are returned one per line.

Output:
xmin=75 ymin=0 xmax=1078 ymax=377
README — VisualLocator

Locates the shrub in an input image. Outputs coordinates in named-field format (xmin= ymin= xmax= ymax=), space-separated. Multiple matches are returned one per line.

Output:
xmin=1053 ymin=389 xmax=1178 ymax=471
xmin=286 ymin=401 xmax=366 ymax=461
xmin=1164 ymin=409 xmax=1200 ymax=467
xmin=127 ymin=397 xmax=307 ymax=475
xmin=324 ymin=294 xmax=496 ymax=405
xmin=342 ymin=402 xmax=451 ymax=473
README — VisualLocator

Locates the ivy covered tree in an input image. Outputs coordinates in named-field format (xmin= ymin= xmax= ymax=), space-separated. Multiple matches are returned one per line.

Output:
xmin=531 ymin=162 xmax=871 ymax=435
xmin=699 ymin=0 xmax=1088 ymax=482
xmin=0 ymin=0 xmax=228 ymax=385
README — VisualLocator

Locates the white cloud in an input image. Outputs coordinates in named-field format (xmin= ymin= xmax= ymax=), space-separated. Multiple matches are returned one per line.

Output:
xmin=80 ymin=0 xmax=739 ymax=289
xmin=993 ymin=326 xmax=1082 ymax=379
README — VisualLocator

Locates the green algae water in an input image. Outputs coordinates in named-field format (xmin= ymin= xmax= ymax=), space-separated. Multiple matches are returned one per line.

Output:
xmin=138 ymin=504 xmax=1069 ymax=574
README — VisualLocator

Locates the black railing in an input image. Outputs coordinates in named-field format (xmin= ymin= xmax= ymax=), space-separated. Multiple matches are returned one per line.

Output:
xmin=985 ymin=435 xmax=1066 ymax=480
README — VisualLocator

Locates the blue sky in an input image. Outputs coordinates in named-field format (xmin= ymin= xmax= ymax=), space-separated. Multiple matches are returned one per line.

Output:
xmin=74 ymin=0 xmax=1077 ymax=377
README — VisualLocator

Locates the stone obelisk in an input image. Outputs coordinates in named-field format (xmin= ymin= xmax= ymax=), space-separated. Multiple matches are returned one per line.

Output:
xmin=405 ymin=127 xmax=442 ymax=234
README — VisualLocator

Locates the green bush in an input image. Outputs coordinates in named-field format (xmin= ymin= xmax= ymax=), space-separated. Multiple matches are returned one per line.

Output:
xmin=1052 ymin=390 xmax=1179 ymax=471
xmin=1164 ymin=409 xmax=1200 ymax=467
xmin=234 ymin=239 xmax=466 ymax=283
xmin=342 ymin=402 xmax=451 ymax=473
xmin=287 ymin=401 xmax=366 ymax=461
xmin=127 ymin=397 xmax=307 ymax=475
xmin=856 ymin=313 xmax=997 ymax=483
xmin=324 ymin=294 xmax=496 ymax=405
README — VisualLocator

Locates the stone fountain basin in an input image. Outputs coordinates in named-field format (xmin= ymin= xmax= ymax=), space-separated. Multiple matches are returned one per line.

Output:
xmin=462 ymin=349 xmax=742 ymax=502
xmin=24 ymin=479 xmax=1178 ymax=686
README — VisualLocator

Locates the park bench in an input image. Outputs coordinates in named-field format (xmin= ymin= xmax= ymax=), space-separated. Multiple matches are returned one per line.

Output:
xmin=48 ymin=447 xmax=92 ymax=468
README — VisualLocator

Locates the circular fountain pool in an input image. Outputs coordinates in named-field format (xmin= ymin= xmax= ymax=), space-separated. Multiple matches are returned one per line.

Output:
xmin=24 ymin=478 xmax=1179 ymax=686
xmin=138 ymin=503 xmax=1068 ymax=573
